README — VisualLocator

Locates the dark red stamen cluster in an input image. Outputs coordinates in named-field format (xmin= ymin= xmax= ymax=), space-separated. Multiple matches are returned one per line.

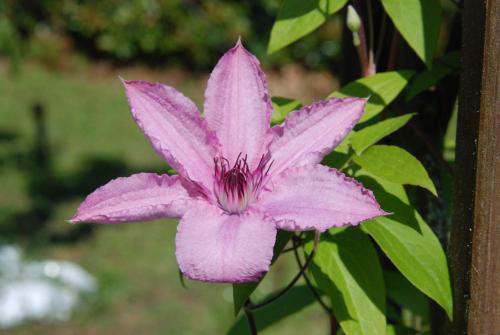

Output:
xmin=214 ymin=153 xmax=272 ymax=213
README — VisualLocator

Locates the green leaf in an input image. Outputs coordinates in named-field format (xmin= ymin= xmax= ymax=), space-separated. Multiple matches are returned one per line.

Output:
xmin=232 ymin=230 xmax=292 ymax=315
xmin=271 ymin=96 xmax=302 ymax=124
xmin=329 ymin=71 xmax=414 ymax=122
xmin=406 ymin=51 xmax=460 ymax=100
xmin=356 ymin=171 xmax=453 ymax=319
xmin=386 ymin=324 xmax=416 ymax=335
xmin=443 ymin=100 xmax=458 ymax=162
xmin=352 ymin=145 xmax=437 ymax=195
xmin=227 ymin=285 xmax=316 ymax=335
xmin=351 ymin=114 xmax=415 ymax=154
xmin=306 ymin=228 xmax=386 ymax=335
xmin=380 ymin=0 xmax=442 ymax=67
xmin=321 ymin=131 xmax=355 ymax=169
xmin=385 ymin=271 xmax=429 ymax=321
xmin=178 ymin=270 xmax=187 ymax=289
xmin=268 ymin=0 xmax=348 ymax=54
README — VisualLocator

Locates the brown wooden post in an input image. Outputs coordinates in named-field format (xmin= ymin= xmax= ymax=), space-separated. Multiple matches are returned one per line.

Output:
xmin=467 ymin=0 xmax=500 ymax=333
xmin=449 ymin=0 xmax=500 ymax=333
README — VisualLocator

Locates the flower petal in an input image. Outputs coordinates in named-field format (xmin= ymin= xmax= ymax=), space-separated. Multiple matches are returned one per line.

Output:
xmin=269 ymin=97 xmax=366 ymax=176
xmin=176 ymin=202 xmax=276 ymax=283
xmin=204 ymin=40 xmax=273 ymax=167
xmin=123 ymin=80 xmax=220 ymax=192
xmin=258 ymin=165 xmax=386 ymax=232
xmin=71 ymin=173 xmax=192 ymax=223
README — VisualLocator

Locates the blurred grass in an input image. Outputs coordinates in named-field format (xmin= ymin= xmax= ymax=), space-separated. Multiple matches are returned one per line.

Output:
xmin=0 ymin=63 xmax=326 ymax=334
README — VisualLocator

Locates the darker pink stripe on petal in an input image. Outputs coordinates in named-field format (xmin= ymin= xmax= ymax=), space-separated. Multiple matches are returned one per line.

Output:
xmin=269 ymin=97 xmax=366 ymax=176
xmin=204 ymin=41 xmax=273 ymax=168
xmin=71 ymin=173 xmax=192 ymax=224
xmin=258 ymin=165 xmax=386 ymax=232
xmin=123 ymin=80 xmax=220 ymax=192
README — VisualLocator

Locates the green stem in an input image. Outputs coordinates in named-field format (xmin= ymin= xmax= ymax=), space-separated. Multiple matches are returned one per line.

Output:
xmin=244 ymin=299 xmax=258 ymax=335
xmin=248 ymin=231 xmax=320 ymax=310
xmin=292 ymin=239 xmax=332 ymax=314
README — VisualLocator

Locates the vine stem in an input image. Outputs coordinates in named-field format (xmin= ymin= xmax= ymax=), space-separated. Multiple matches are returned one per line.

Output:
xmin=366 ymin=0 xmax=376 ymax=74
xmin=353 ymin=0 xmax=374 ymax=76
xmin=244 ymin=299 xmax=258 ymax=335
xmin=292 ymin=238 xmax=332 ymax=314
xmin=247 ymin=230 xmax=321 ymax=311
xmin=374 ymin=11 xmax=387 ymax=66
xmin=387 ymin=29 xmax=400 ymax=71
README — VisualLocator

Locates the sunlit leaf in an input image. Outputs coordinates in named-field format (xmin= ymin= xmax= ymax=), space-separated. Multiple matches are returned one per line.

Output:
xmin=268 ymin=0 xmax=348 ymax=54
xmin=329 ymin=71 xmax=414 ymax=122
xmin=306 ymin=228 xmax=386 ymax=335
xmin=357 ymin=171 xmax=453 ymax=319
xmin=380 ymin=0 xmax=442 ymax=67
xmin=351 ymin=114 xmax=415 ymax=154
xmin=353 ymin=145 xmax=437 ymax=195
xmin=386 ymin=324 xmax=416 ymax=335
xmin=271 ymin=96 xmax=302 ymax=124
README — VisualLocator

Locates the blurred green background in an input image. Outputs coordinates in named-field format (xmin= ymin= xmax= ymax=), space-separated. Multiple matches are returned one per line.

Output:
xmin=0 ymin=1 xmax=346 ymax=334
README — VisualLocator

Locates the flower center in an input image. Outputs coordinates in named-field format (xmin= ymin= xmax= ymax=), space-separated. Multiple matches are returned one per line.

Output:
xmin=214 ymin=154 xmax=272 ymax=214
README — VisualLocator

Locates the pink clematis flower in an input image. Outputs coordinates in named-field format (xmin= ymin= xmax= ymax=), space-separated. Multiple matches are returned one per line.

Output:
xmin=71 ymin=40 xmax=385 ymax=283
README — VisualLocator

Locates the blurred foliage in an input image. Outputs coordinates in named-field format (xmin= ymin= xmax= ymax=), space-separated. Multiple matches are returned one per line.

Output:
xmin=0 ymin=0 xmax=344 ymax=71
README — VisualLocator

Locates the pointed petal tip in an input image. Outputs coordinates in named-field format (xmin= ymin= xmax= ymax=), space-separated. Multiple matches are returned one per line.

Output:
xmin=232 ymin=37 xmax=245 ymax=52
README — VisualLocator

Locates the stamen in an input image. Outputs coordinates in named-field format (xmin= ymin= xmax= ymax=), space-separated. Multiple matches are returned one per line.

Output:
xmin=214 ymin=153 xmax=272 ymax=214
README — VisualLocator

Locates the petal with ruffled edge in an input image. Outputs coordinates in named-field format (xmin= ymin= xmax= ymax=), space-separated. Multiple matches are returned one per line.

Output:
xmin=269 ymin=97 xmax=366 ymax=176
xmin=258 ymin=165 xmax=386 ymax=232
xmin=204 ymin=40 xmax=272 ymax=168
xmin=71 ymin=173 xmax=192 ymax=223
xmin=176 ymin=202 xmax=276 ymax=283
xmin=122 ymin=80 xmax=220 ymax=193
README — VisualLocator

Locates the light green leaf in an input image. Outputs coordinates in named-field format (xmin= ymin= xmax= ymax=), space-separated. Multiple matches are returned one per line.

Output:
xmin=329 ymin=71 xmax=414 ymax=122
xmin=352 ymin=145 xmax=437 ymax=195
xmin=232 ymin=230 xmax=292 ymax=315
xmin=227 ymin=285 xmax=316 ymax=335
xmin=380 ymin=0 xmax=442 ymax=67
xmin=306 ymin=228 xmax=386 ymax=335
xmin=443 ymin=99 xmax=458 ymax=162
xmin=406 ymin=51 xmax=460 ymax=100
xmin=386 ymin=324 xmax=416 ymax=335
xmin=351 ymin=114 xmax=415 ymax=154
xmin=268 ymin=0 xmax=348 ymax=54
xmin=271 ymin=96 xmax=302 ymax=124
xmin=356 ymin=171 xmax=452 ymax=319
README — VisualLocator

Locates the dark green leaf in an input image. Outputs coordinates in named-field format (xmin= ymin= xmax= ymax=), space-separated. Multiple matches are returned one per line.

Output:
xmin=356 ymin=171 xmax=453 ymax=319
xmin=232 ymin=230 xmax=292 ymax=315
xmin=329 ymin=71 xmax=414 ymax=122
xmin=178 ymin=270 xmax=187 ymax=289
xmin=306 ymin=228 xmax=386 ymax=335
xmin=380 ymin=0 xmax=442 ymax=67
xmin=321 ymin=132 xmax=354 ymax=169
xmin=351 ymin=114 xmax=415 ymax=154
xmin=271 ymin=96 xmax=302 ymax=124
xmin=385 ymin=271 xmax=429 ymax=321
xmin=352 ymin=145 xmax=437 ymax=195
xmin=227 ymin=285 xmax=316 ymax=335
xmin=406 ymin=51 xmax=460 ymax=100
xmin=268 ymin=0 xmax=348 ymax=54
